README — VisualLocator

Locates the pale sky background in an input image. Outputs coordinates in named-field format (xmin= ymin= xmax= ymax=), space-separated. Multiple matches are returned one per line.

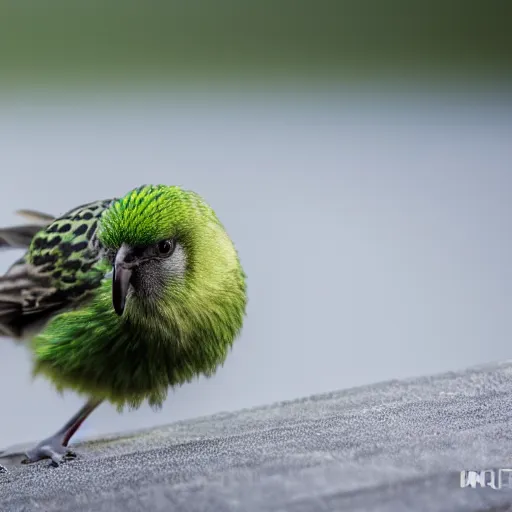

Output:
xmin=0 ymin=85 xmax=511 ymax=447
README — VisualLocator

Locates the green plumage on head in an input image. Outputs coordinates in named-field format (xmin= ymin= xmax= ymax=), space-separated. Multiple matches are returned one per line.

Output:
xmin=98 ymin=184 xmax=219 ymax=248
xmin=26 ymin=184 xmax=247 ymax=410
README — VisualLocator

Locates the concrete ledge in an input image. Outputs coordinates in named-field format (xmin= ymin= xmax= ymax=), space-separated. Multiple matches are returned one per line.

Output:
xmin=2 ymin=361 xmax=512 ymax=511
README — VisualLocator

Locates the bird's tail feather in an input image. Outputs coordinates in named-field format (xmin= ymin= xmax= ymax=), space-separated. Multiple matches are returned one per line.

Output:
xmin=15 ymin=209 xmax=55 ymax=225
xmin=0 ymin=209 xmax=55 ymax=250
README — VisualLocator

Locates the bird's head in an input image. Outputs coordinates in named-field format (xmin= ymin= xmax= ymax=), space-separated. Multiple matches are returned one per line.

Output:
xmin=98 ymin=184 xmax=227 ymax=316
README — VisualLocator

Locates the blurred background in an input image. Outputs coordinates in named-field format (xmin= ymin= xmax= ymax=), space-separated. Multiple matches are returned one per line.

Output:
xmin=0 ymin=1 xmax=511 ymax=447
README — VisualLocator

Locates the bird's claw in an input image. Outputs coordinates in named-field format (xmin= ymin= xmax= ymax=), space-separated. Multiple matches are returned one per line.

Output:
xmin=21 ymin=437 xmax=77 ymax=467
xmin=48 ymin=450 xmax=77 ymax=468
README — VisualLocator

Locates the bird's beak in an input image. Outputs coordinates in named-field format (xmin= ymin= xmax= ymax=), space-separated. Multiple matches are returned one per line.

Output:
xmin=112 ymin=245 xmax=134 ymax=316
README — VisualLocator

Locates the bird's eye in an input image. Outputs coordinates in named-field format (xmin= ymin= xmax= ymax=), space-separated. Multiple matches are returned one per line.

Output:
xmin=157 ymin=240 xmax=174 ymax=256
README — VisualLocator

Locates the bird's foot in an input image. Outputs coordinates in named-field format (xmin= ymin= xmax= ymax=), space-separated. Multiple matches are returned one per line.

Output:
xmin=0 ymin=464 xmax=7 ymax=474
xmin=21 ymin=435 xmax=77 ymax=467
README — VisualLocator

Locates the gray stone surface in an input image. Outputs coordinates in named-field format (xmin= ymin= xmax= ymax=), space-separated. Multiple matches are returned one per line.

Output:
xmin=3 ymin=361 xmax=512 ymax=511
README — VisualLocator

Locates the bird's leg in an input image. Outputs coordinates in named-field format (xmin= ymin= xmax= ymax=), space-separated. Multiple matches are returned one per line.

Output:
xmin=22 ymin=398 xmax=103 ymax=467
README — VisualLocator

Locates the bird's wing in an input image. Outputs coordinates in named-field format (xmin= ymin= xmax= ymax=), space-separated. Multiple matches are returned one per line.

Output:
xmin=0 ymin=198 xmax=114 ymax=338
xmin=0 ymin=225 xmax=52 ymax=250
xmin=0 ymin=209 xmax=56 ymax=250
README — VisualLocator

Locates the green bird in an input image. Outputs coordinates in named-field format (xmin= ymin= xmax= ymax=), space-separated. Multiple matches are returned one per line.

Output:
xmin=0 ymin=184 xmax=247 ymax=466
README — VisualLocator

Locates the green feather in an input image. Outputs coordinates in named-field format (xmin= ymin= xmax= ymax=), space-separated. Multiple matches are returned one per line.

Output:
xmin=30 ymin=185 xmax=247 ymax=410
xmin=27 ymin=199 xmax=112 ymax=299
xmin=98 ymin=185 xmax=220 ymax=249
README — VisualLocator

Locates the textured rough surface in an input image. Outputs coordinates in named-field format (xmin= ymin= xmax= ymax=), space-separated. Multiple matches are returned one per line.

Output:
xmin=3 ymin=361 xmax=512 ymax=511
